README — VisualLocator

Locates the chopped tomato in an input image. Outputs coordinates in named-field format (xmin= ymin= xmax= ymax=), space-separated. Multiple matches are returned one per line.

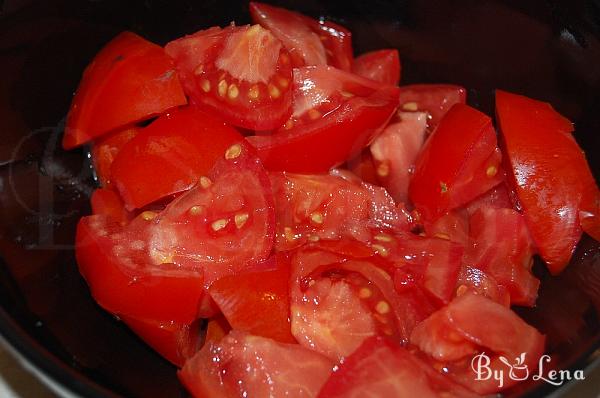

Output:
xmin=398 ymin=84 xmax=466 ymax=130
xmin=165 ymin=24 xmax=293 ymax=130
xmin=179 ymin=331 xmax=334 ymax=397
xmin=111 ymin=107 xmax=243 ymax=210
xmin=91 ymin=126 xmax=138 ymax=187
xmin=409 ymin=103 xmax=504 ymax=222
xmin=77 ymin=142 xmax=274 ymax=323
xmin=462 ymin=183 xmax=513 ymax=216
xmin=249 ymin=2 xmax=353 ymax=70
xmin=423 ymin=211 xmax=469 ymax=246
xmin=290 ymin=245 xmax=423 ymax=360
xmin=121 ymin=316 xmax=200 ymax=367
xmin=496 ymin=90 xmax=600 ymax=273
xmin=411 ymin=292 xmax=545 ymax=394
xmin=90 ymin=188 xmax=132 ymax=225
xmin=145 ymin=141 xmax=275 ymax=289
xmin=248 ymin=66 xmax=400 ymax=172
xmin=455 ymin=266 xmax=511 ymax=306
xmin=352 ymin=49 xmax=401 ymax=85
xmin=270 ymin=172 xmax=410 ymax=252
xmin=63 ymin=32 xmax=186 ymax=149
xmin=369 ymin=111 xmax=428 ymax=203
xmin=318 ymin=336 xmax=479 ymax=398
xmin=75 ymin=215 xmax=205 ymax=323
xmin=208 ymin=253 xmax=295 ymax=343
xmin=466 ymin=207 xmax=539 ymax=306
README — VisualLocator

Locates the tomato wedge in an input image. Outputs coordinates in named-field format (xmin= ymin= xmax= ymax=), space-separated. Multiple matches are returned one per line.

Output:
xmin=270 ymin=172 xmax=410 ymax=252
xmin=249 ymin=2 xmax=353 ymax=70
xmin=397 ymin=84 xmax=466 ymax=130
xmin=409 ymin=103 xmax=504 ymax=222
xmin=165 ymin=24 xmax=293 ymax=130
xmin=208 ymin=253 xmax=295 ymax=343
xmin=466 ymin=207 xmax=539 ymax=306
xmin=248 ymin=66 xmax=400 ymax=172
xmin=318 ymin=336 xmax=479 ymax=398
xmin=91 ymin=126 xmax=139 ymax=187
xmin=63 ymin=32 xmax=187 ymax=149
xmin=410 ymin=292 xmax=545 ymax=394
xmin=496 ymin=90 xmax=600 ymax=273
xmin=369 ymin=111 xmax=428 ymax=203
xmin=179 ymin=331 xmax=334 ymax=397
xmin=111 ymin=107 xmax=243 ymax=210
xmin=121 ymin=316 xmax=200 ymax=367
xmin=352 ymin=49 xmax=401 ymax=85
xmin=75 ymin=215 xmax=205 ymax=323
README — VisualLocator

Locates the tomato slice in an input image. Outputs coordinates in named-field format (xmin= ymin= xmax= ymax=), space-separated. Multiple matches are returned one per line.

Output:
xmin=90 ymin=188 xmax=132 ymax=225
xmin=496 ymin=90 xmax=600 ymax=273
xmin=75 ymin=215 xmax=205 ymax=323
xmin=111 ymin=107 xmax=243 ymax=210
xmin=466 ymin=207 xmax=539 ymax=306
xmin=165 ymin=24 xmax=293 ymax=130
xmin=249 ymin=2 xmax=353 ymax=70
xmin=91 ymin=126 xmax=138 ymax=187
xmin=208 ymin=253 xmax=295 ymax=343
xmin=318 ymin=336 xmax=479 ymax=398
xmin=397 ymin=84 xmax=466 ymax=130
xmin=121 ymin=316 xmax=201 ymax=367
xmin=352 ymin=49 xmax=401 ymax=85
xmin=369 ymin=111 xmax=428 ymax=203
xmin=410 ymin=292 xmax=545 ymax=394
xmin=248 ymin=66 xmax=400 ymax=172
xmin=63 ymin=32 xmax=187 ymax=149
xmin=179 ymin=330 xmax=334 ymax=397
xmin=409 ymin=103 xmax=504 ymax=222
xmin=270 ymin=172 xmax=410 ymax=252
xmin=145 ymin=141 xmax=275 ymax=288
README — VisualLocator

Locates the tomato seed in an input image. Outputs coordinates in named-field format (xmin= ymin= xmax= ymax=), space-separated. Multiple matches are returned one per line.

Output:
xmin=218 ymin=80 xmax=228 ymax=97
xmin=374 ymin=233 xmax=392 ymax=242
xmin=358 ymin=287 xmax=372 ymax=299
xmin=486 ymin=165 xmax=497 ymax=177
xmin=189 ymin=205 xmax=205 ymax=216
xmin=310 ymin=212 xmax=324 ymax=224
xmin=201 ymin=79 xmax=211 ymax=93
xmin=375 ymin=301 xmax=391 ymax=314
xmin=371 ymin=244 xmax=389 ymax=257
xmin=402 ymin=102 xmax=418 ymax=111
xmin=376 ymin=162 xmax=390 ymax=177
xmin=235 ymin=213 xmax=249 ymax=228
xmin=248 ymin=85 xmax=260 ymax=100
xmin=211 ymin=219 xmax=229 ymax=231
xmin=268 ymin=84 xmax=280 ymax=99
xmin=228 ymin=84 xmax=239 ymax=99
xmin=225 ymin=144 xmax=242 ymax=159
xmin=200 ymin=176 xmax=212 ymax=188
xmin=141 ymin=211 xmax=157 ymax=221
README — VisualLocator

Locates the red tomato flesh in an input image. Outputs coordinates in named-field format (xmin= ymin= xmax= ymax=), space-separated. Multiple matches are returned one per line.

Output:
xmin=90 ymin=188 xmax=132 ymax=225
xmin=352 ymin=49 xmax=401 ymax=85
xmin=111 ymin=107 xmax=243 ymax=210
xmin=249 ymin=2 xmax=353 ymax=70
xmin=409 ymin=103 xmax=504 ymax=222
xmin=248 ymin=66 xmax=400 ymax=172
xmin=208 ymin=253 xmax=296 ymax=343
xmin=496 ymin=90 xmax=600 ymax=273
xmin=91 ymin=126 xmax=138 ymax=187
xmin=179 ymin=331 xmax=334 ymax=398
xmin=397 ymin=84 xmax=466 ymax=130
xmin=63 ymin=32 xmax=187 ymax=149
xmin=165 ymin=24 xmax=293 ymax=130
xmin=318 ymin=336 xmax=479 ymax=398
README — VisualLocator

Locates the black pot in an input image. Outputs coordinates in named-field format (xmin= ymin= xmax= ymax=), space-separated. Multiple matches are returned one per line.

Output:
xmin=0 ymin=0 xmax=599 ymax=396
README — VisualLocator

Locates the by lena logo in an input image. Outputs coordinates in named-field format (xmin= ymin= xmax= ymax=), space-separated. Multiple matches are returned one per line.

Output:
xmin=471 ymin=352 xmax=585 ymax=388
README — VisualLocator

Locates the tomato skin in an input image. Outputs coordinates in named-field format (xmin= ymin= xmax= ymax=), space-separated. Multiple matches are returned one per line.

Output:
xmin=398 ymin=84 xmax=466 ymax=129
xmin=249 ymin=2 xmax=353 ymax=70
xmin=91 ymin=126 xmax=139 ymax=187
xmin=75 ymin=215 xmax=205 ymax=324
xmin=409 ymin=103 xmax=504 ymax=222
xmin=111 ymin=106 xmax=243 ymax=210
xmin=179 ymin=331 xmax=334 ymax=398
xmin=352 ymin=49 xmax=401 ymax=85
xmin=318 ymin=336 xmax=479 ymax=398
xmin=63 ymin=32 xmax=187 ymax=149
xmin=90 ymin=188 xmax=132 ymax=225
xmin=496 ymin=90 xmax=600 ymax=273
xmin=208 ymin=253 xmax=296 ymax=343
xmin=121 ymin=316 xmax=200 ymax=367
xmin=248 ymin=66 xmax=400 ymax=173
xmin=165 ymin=24 xmax=293 ymax=131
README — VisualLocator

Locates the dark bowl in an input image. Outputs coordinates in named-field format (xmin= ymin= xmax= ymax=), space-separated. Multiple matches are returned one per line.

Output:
xmin=1 ymin=0 xmax=600 ymax=396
